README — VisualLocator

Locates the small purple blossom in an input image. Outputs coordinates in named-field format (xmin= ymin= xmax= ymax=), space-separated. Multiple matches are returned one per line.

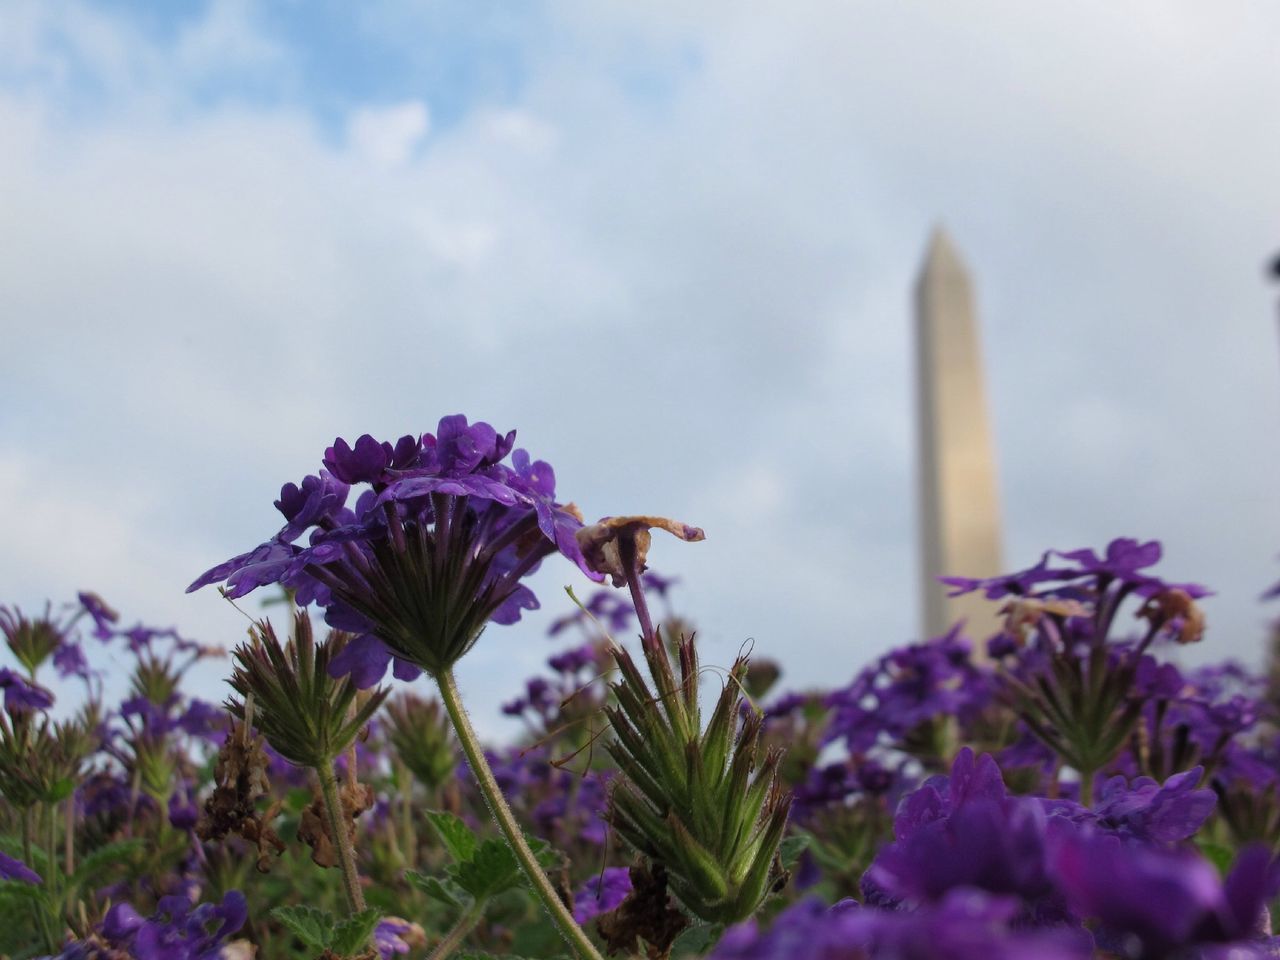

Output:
xmin=77 ymin=591 xmax=120 ymax=640
xmin=0 ymin=667 xmax=54 ymax=714
xmin=573 ymin=867 xmax=633 ymax=923
xmin=0 ymin=850 xmax=40 ymax=884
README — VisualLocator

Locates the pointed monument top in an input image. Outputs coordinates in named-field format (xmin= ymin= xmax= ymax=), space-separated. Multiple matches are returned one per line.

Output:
xmin=918 ymin=225 xmax=970 ymax=286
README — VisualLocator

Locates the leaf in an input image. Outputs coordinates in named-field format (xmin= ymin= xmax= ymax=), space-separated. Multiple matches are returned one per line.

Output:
xmin=454 ymin=838 xmax=523 ymax=899
xmin=45 ymin=778 xmax=75 ymax=803
xmin=778 ymin=834 xmax=811 ymax=870
xmin=330 ymin=907 xmax=382 ymax=956
xmin=406 ymin=869 xmax=467 ymax=907
xmin=427 ymin=810 xmax=478 ymax=864
xmin=0 ymin=880 xmax=49 ymax=909
xmin=271 ymin=904 xmax=335 ymax=950
xmin=671 ymin=923 xmax=722 ymax=955
xmin=70 ymin=839 xmax=145 ymax=889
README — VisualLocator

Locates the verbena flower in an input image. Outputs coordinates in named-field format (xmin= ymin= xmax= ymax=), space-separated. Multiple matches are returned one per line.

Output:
xmin=863 ymin=749 xmax=1059 ymax=915
xmin=70 ymin=890 xmax=251 ymax=960
xmin=188 ymin=415 xmax=600 ymax=683
xmin=823 ymin=626 xmax=993 ymax=760
xmin=1050 ymin=832 xmax=1280 ymax=958
xmin=710 ymin=891 xmax=1093 ymax=960
xmin=0 ymin=667 xmax=55 ymax=714
xmin=0 ymin=850 xmax=40 ymax=884
xmin=573 ymin=867 xmax=633 ymax=924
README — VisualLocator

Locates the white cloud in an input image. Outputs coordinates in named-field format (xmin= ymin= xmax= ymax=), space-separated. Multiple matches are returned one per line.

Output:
xmin=348 ymin=100 xmax=431 ymax=167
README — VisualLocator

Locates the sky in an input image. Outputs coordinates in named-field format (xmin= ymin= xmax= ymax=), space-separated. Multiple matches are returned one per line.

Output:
xmin=2 ymin=0 xmax=1279 ymax=737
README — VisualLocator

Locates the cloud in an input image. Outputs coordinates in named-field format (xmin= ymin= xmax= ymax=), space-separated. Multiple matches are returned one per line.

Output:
xmin=348 ymin=99 xmax=431 ymax=167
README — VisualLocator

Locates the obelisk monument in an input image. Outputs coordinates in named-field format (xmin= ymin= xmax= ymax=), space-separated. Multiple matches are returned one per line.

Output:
xmin=915 ymin=227 xmax=1004 ymax=644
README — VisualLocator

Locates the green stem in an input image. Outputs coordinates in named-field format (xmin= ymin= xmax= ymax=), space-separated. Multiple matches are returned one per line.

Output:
xmin=316 ymin=762 xmax=367 ymax=913
xmin=1078 ymin=767 xmax=1095 ymax=808
xmin=23 ymin=808 xmax=57 ymax=952
xmin=428 ymin=901 xmax=485 ymax=960
xmin=436 ymin=669 xmax=604 ymax=960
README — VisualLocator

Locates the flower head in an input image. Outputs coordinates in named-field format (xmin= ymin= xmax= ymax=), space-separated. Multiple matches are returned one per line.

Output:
xmin=189 ymin=416 xmax=598 ymax=683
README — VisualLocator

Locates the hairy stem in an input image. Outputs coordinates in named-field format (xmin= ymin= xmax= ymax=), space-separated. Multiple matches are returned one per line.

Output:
xmin=428 ymin=901 xmax=485 ymax=960
xmin=316 ymin=762 xmax=367 ymax=914
xmin=436 ymin=668 xmax=604 ymax=960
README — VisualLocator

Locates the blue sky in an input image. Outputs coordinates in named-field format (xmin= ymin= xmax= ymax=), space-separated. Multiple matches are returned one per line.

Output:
xmin=2 ymin=0 xmax=1279 ymax=735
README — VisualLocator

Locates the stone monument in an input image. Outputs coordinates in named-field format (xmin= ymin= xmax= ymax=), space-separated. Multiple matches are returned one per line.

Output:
xmin=915 ymin=227 xmax=1004 ymax=645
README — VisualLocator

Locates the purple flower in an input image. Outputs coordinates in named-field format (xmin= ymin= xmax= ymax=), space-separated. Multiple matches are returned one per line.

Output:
xmin=373 ymin=917 xmax=424 ymax=958
xmin=52 ymin=641 xmax=90 ymax=680
xmin=1039 ymin=766 xmax=1217 ymax=843
xmin=77 ymin=591 xmax=120 ymax=640
xmin=0 ymin=850 xmax=40 ymax=884
xmin=189 ymin=416 xmax=600 ymax=685
xmin=1050 ymin=832 xmax=1280 ymax=956
xmin=823 ymin=627 xmax=993 ymax=754
xmin=0 ymin=667 xmax=54 ymax=714
xmin=864 ymin=749 xmax=1057 ymax=911
xmin=133 ymin=890 xmax=248 ymax=960
xmin=711 ymin=892 xmax=1092 ymax=960
xmin=944 ymin=538 xmax=1211 ymax=602
xmin=101 ymin=902 xmax=144 ymax=940
xmin=573 ymin=867 xmax=633 ymax=923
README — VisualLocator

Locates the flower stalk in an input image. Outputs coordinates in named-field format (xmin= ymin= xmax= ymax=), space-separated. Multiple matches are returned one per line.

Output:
xmin=436 ymin=668 xmax=604 ymax=960
xmin=317 ymin=761 xmax=366 ymax=913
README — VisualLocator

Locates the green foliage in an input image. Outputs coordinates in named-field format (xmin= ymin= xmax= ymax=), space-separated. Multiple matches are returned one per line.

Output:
xmin=419 ymin=811 xmax=556 ymax=905
xmin=272 ymin=904 xmax=335 ymax=950
xmin=271 ymin=904 xmax=381 ymax=957
xmin=428 ymin=810 xmax=479 ymax=864
xmin=330 ymin=908 xmax=383 ymax=955
xmin=70 ymin=838 xmax=145 ymax=892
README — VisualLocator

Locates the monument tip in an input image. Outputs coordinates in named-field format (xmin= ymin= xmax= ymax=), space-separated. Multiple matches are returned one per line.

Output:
xmin=919 ymin=224 xmax=968 ymax=282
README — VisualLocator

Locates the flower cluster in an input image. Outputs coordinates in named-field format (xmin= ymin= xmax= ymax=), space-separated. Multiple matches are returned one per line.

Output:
xmin=5 ymin=414 xmax=1280 ymax=960
xmin=188 ymin=416 xmax=600 ymax=684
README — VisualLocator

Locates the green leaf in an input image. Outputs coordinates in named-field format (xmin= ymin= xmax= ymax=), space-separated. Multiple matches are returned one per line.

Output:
xmin=45 ymin=778 xmax=76 ymax=803
xmin=778 ymin=834 xmax=811 ymax=870
xmin=428 ymin=810 xmax=478 ymax=863
xmin=454 ymin=838 xmax=526 ymax=899
xmin=271 ymin=904 xmax=335 ymax=950
xmin=330 ymin=907 xmax=382 ymax=955
xmin=0 ymin=880 xmax=49 ymax=909
xmin=671 ymin=923 xmax=722 ymax=956
xmin=406 ymin=869 xmax=467 ymax=907
xmin=70 ymin=838 xmax=145 ymax=889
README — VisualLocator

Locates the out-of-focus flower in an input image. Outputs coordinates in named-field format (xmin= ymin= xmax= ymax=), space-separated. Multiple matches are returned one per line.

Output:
xmin=0 ymin=850 xmax=40 ymax=884
xmin=1 ymin=604 xmax=72 ymax=676
xmin=374 ymin=916 xmax=426 ymax=957
xmin=573 ymin=867 xmax=633 ymax=923
xmin=1050 ymin=832 xmax=1280 ymax=957
xmin=711 ymin=891 xmax=1092 ymax=960
xmin=0 ymin=667 xmax=54 ymax=715
xmin=864 ymin=749 xmax=1058 ymax=914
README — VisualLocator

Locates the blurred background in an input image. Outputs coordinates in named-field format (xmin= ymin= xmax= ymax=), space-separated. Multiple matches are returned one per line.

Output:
xmin=2 ymin=0 xmax=1278 ymax=736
